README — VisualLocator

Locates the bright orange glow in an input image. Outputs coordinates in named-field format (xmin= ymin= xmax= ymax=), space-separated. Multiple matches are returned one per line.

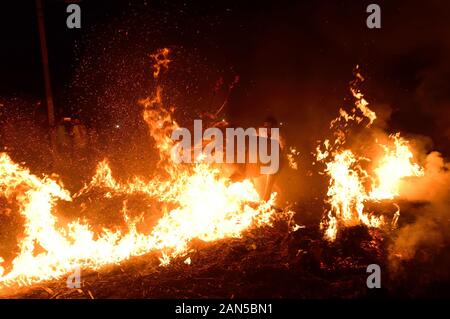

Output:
xmin=370 ymin=134 xmax=424 ymax=200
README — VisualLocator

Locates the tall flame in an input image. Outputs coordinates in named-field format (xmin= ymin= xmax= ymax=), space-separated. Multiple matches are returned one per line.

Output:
xmin=317 ymin=69 xmax=424 ymax=241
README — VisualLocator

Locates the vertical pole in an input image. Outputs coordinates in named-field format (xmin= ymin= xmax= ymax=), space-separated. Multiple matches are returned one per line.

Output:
xmin=35 ymin=0 xmax=57 ymax=159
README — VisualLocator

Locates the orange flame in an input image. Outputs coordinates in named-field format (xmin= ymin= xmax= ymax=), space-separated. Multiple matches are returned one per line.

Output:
xmin=0 ymin=49 xmax=290 ymax=289
xmin=317 ymin=69 xmax=424 ymax=241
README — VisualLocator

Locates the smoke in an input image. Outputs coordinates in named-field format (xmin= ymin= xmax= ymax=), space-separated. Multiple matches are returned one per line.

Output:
xmin=415 ymin=64 xmax=450 ymax=152
xmin=401 ymin=152 xmax=450 ymax=203
xmin=390 ymin=151 xmax=450 ymax=264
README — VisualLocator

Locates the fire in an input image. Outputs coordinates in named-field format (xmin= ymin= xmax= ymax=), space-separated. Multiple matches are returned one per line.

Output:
xmin=0 ymin=49 xmax=287 ymax=289
xmin=369 ymin=134 xmax=424 ymax=200
xmin=317 ymin=69 xmax=424 ymax=241
xmin=149 ymin=48 xmax=171 ymax=79
xmin=320 ymin=149 xmax=384 ymax=241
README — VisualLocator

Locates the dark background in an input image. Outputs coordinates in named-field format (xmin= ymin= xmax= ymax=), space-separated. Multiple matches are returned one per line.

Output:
xmin=0 ymin=0 xmax=449 ymax=199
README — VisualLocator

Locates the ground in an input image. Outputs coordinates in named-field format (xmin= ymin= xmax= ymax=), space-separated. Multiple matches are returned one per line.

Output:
xmin=2 ymin=203 xmax=450 ymax=299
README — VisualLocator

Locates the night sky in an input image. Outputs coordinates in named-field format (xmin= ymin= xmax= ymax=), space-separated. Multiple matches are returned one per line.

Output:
xmin=0 ymin=0 xmax=449 ymax=169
